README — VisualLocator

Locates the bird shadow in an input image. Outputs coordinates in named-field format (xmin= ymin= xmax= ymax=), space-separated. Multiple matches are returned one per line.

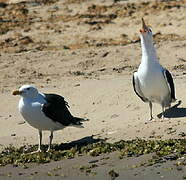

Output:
xmin=157 ymin=100 xmax=186 ymax=119
xmin=12 ymin=136 xmax=104 ymax=154
xmin=52 ymin=135 xmax=104 ymax=151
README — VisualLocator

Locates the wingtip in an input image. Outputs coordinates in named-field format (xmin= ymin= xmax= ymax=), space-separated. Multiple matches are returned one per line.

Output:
xmin=82 ymin=118 xmax=89 ymax=121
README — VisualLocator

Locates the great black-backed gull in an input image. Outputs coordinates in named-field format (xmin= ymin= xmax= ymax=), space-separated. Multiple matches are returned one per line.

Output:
xmin=13 ymin=85 xmax=86 ymax=152
xmin=132 ymin=18 xmax=176 ymax=121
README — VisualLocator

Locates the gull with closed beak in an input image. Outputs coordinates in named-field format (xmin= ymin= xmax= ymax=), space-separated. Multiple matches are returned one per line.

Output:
xmin=13 ymin=85 xmax=87 ymax=153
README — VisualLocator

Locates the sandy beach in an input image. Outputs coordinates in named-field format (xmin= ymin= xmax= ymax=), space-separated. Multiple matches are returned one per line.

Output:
xmin=0 ymin=0 xmax=186 ymax=179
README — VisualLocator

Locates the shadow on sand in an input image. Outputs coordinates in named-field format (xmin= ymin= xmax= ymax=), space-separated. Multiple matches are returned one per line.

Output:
xmin=157 ymin=100 xmax=186 ymax=119
xmin=52 ymin=135 xmax=103 ymax=151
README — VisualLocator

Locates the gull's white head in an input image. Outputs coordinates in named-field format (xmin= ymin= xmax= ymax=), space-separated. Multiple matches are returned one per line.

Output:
xmin=12 ymin=85 xmax=39 ymax=98
xmin=140 ymin=18 xmax=153 ymax=44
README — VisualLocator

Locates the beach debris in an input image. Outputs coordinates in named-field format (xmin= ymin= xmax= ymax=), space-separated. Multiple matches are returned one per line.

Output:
xmin=102 ymin=52 xmax=109 ymax=58
xmin=108 ymin=169 xmax=119 ymax=180
xmin=176 ymin=166 xmax=183 ymax=171
xmin=179 ymin=132 xmax=186 ymax=137
xmin=175 ymin=158 xmax=186 ymax=166
xmin=74 ymin=84 xmax=80 ymax=87
xmin=0 ymin=139 xmax=185 ymax=167
xmin=164 ymin=154 xmax=178 ymax=161
xmin=166 ymin=127 xmax=176 ymax=134
xmin=88 ymin=159 xmax=99 ymax=164
xmin=19 ymin=36 xmax=34 ymax=45
xmin=0 ymin=0 xmax=185 ymax=53
xmin=18 ymin=121 xmax=26 ymax=125
xmin=107 ymin=131 xmax=117 ymax=135
xmin=79 ymin=164 xmax=98 ymax=175
xmin=110 ymin=114 xmax=119 ymax=119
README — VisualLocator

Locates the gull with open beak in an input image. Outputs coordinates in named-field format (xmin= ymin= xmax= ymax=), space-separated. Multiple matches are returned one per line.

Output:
xmin=132 ymin=18 xmax=176 ymax=122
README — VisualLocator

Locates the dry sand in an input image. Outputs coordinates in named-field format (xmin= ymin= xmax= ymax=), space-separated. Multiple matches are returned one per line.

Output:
xmin=0 ymin=0 xmax=186 ymax=179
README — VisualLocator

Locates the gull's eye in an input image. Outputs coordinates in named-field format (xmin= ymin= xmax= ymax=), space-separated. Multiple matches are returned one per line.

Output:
xmin=27 ymin=88 xmax=30 ymax=90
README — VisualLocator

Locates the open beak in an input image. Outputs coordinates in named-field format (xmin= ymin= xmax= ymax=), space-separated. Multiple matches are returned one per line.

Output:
xmin=12 ymin=90 xmax=21 ymax=95
xmin=140 ymin=18 xmax=148 ymax=33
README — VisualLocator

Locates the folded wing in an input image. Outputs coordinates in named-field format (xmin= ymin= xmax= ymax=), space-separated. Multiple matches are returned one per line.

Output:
xmin=132 ymin=72 xmax=148 ymax=102
xmin=42 ymin=93 xmax=84 ymax=126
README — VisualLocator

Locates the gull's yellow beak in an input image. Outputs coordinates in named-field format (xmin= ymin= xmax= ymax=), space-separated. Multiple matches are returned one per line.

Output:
xmin=140 ymin=18 xmax=148 ymax=33
xmin=12 ymin=90 xmax=21 ymax=95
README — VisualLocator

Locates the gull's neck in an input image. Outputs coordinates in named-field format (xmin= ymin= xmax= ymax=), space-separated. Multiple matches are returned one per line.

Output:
xmin=21 ymin=93 xmax=39 ymax=101
xmin=140 ymin=36 xmax=159 ymax=65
